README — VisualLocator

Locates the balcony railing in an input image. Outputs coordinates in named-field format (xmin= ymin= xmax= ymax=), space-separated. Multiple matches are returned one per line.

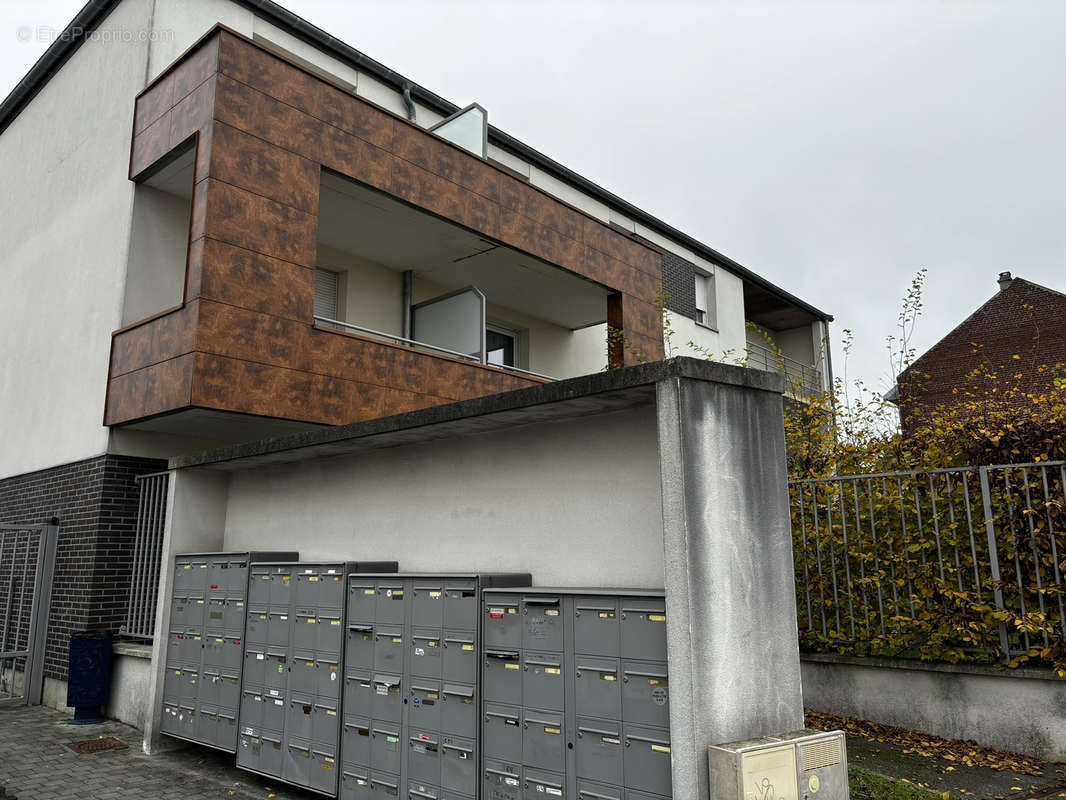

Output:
xmin=746 ymin=340 xmax=824 ymax=397
xmin=313 ymin=316 xmax=557 ymax=382
xmin=120 ymin=471 xmax=169 ymax=640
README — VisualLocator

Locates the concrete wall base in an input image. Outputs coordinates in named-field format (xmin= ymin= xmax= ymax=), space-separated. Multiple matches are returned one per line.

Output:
xmin=37 ymin=642 xmax=154 ymax=732
xmin=802 ymin=654 xmax=1066 ymax=761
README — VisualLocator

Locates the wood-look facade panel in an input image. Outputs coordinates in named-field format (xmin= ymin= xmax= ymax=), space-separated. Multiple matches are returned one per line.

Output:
xmin=108 ymin=25 xmax=664 ymax=427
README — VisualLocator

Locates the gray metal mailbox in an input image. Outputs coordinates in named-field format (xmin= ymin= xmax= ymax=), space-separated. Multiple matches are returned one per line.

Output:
xmin=408 ymin=729 xmax=441 ymax=783
xmin=347 ymin=623 xmax=375 ymax=668
xmin=573 ymin=597 xmax=620 ymax=657
xmin=483 ymin=649 xmax=521 ymax=705
xmin=575 ymin=716 xmax=623 ymax=786
xmin=521 ymin=708 xmax=565 ymax=772
xmin=233 ymin=559 xmax=399 ymax=796
xmin=411 ymin=629 xmax=443 ymax=677
xmin=521 ymin=651 xmax=564 ymax=711
xmin=160 ymin=551 xmax=297 ymax=753
xmin=440 ymin=734 xmax=475 ymax=793
xmin=481 ymin=587 xmax=671 ymax=800
xmin=441 ymin=631 xmax=476 ymax=683
xmin=343 ymin=715 xmax=372 ymax=766
xmin=482 ymin=758 xmax=521 ymax=800
xmin=483 ymin=703 xmax=522 ymax=763
xmin=340 ymin=573 xmax=529 ymax=800
xmin=371 ymin=722 xmax=402 ymax=773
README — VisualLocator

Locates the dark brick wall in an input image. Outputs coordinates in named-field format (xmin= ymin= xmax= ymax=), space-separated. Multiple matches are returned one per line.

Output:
xmin=0 ymin=454 xmax=165 ymax=681
xmin=898 ymin=278 xmax=1066 ymax=434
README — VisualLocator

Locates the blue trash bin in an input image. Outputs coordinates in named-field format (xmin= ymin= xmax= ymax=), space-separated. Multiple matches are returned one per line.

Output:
xmin=67 ymin=630 xmax=113 ymax=724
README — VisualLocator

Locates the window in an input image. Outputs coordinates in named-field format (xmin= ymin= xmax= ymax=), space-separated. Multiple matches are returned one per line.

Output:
xmin=314 ymin=268 xmax=340 ymax=320
xmin=486 ymin=325 xmax=517 ymax=367
xmin=694 ymin=272 xmax=715 ymax=328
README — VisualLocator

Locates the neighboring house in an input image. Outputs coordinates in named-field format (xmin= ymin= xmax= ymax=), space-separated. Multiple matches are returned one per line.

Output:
xmin=892 ymin=272 xmax=1066 ymax=434
xmin=0 ymin=0 xmax=830 ymax=744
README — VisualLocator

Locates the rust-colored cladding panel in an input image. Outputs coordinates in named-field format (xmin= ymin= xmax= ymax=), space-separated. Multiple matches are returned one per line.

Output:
xmin=198 ymin=238 xmax=314 ymax=322
xmin=210 ymin=121 xmax=320 ymax=213
xmin=110 ymin=302 xmax=200 ymax=378
xmin=108 ymin=27 xmax=665 ymax=427
xmin=133 ymin=77 xmax=173 ymax=135
xmin=169 ymin=77 xmax=216 ymax=151
xmin=169 ymin=35 xmax=220 ymax=107
xmin=129 ymin=113 xmax=172 ymax=178
xmin=200 ymin=178 xmax=318 ymax=265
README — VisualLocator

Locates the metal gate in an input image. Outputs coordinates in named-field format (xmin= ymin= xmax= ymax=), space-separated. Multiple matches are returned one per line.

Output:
xmin=0 ymin=522 xmax=58 ymax=705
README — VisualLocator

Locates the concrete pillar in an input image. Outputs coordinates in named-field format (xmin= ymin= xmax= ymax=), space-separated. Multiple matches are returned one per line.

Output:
xmin=142 ymin=469 xmax=229 ymax=754
xmin=656 ymin=368 xmax=804 ymax=798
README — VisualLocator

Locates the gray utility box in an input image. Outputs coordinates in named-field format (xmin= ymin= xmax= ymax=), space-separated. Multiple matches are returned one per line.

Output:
xmin=339 ymin=573 xmax=530 ymax=800
xmin=159 ymin=551 xmax=297 ymax=753
xmin=708 ymin=730 xmax=848 ymax=800
xmin=481 ymin=588 xmax=672 ymax=800
xmin=235 ymin=560 xmax=398 ymax=797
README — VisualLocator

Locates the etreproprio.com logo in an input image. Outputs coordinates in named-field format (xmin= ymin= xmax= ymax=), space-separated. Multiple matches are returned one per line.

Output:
xmin=16 ymin=25 xmax=174 ymax=44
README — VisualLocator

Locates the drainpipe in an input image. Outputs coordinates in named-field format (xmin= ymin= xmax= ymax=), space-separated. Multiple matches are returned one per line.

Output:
xmin=401 ymin=81 xmax=416 ymax=122
xmin=402 ymin=270 xmax=413 ymax=340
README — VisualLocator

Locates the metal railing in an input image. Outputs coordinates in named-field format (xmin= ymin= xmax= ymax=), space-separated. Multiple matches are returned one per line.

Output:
xmin=313 ymin=316 xmax=557 ymax=381
xmin=790 ymin=461 xmax=1066 ymax=662
xmin=120 ymin=472 xmax=169 ymax=640
xmin=746 ymin=340 xmax=824 ymax=397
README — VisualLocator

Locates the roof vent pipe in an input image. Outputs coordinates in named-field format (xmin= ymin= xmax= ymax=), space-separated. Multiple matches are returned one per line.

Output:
xmin=401 ymin=80 xmax=416 ymax=122
xmin=998 ymin=271 xmax=1013 ymax=291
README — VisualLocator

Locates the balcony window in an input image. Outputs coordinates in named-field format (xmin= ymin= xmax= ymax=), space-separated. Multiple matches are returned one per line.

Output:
xmin=695 ymin=272 xmax=715 ymax=329
xmin=314 ymin=268 xmax=341 ymax=320
xmin=486 ymin=325 xmax=518 ymax=368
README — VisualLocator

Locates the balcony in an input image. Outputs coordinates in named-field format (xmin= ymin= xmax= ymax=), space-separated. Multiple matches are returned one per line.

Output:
xmin=105 ymin=27 xmax=663 ymax=435
xmin=745 ymin=339 xmax=824 ymax=398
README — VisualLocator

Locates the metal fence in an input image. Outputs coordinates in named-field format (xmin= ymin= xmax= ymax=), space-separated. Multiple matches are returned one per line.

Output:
xmin=0 ymin=522 xmax=58 ymax=705
xmin=120 ymin=472 xmax=169 ymax=640
xmin=790 ymin=461 xmax=1066 ymax=662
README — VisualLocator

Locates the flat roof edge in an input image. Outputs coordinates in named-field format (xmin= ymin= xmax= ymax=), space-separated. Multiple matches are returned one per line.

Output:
xmin=168 ymin=357 xmax=784 ymax=471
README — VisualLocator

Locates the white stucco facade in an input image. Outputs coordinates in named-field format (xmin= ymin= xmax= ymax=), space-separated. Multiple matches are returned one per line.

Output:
xmin=222 ymin=405 xmax=663 ymax=586
xmin=0 ymin=0 xmax=153 ymax=478
xmin=122 ymin=184 xmax=191 ymax=326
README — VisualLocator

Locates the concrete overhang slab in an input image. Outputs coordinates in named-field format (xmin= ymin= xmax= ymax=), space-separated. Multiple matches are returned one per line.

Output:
xmin=170 ymin=357 xmax=784 ymax=473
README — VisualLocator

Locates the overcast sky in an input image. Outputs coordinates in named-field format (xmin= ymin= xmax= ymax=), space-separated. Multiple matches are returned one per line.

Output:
xmin=4 ymin=0 xmax=1064 ymax=393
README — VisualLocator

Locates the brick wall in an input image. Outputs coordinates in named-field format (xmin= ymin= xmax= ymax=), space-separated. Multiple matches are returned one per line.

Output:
xmin=898 ymin=278 xmax=1066 ymax=434
xmin=0 ymin=454 xmax=165 ymax=681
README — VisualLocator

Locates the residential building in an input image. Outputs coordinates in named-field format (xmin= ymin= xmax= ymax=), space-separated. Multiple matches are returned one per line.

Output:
xmin=0 ymin=2 xmax=832 ymax=793
xmin=892 ymin=272 xmax=1066 ymax=433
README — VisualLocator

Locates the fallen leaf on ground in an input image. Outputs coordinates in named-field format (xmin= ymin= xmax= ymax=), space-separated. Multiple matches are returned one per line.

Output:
xmin=805 ymin=709 xmax=1044 ymax=776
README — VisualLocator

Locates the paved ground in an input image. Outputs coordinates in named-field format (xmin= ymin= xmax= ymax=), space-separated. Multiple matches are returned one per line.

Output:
xmin=0 ymin=706 xmax=312 ymax=800
xmin=848 ymin=737 xmax=1066 ymax=800
xmin=4 ymin=704 xmax=1066 ymax=800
